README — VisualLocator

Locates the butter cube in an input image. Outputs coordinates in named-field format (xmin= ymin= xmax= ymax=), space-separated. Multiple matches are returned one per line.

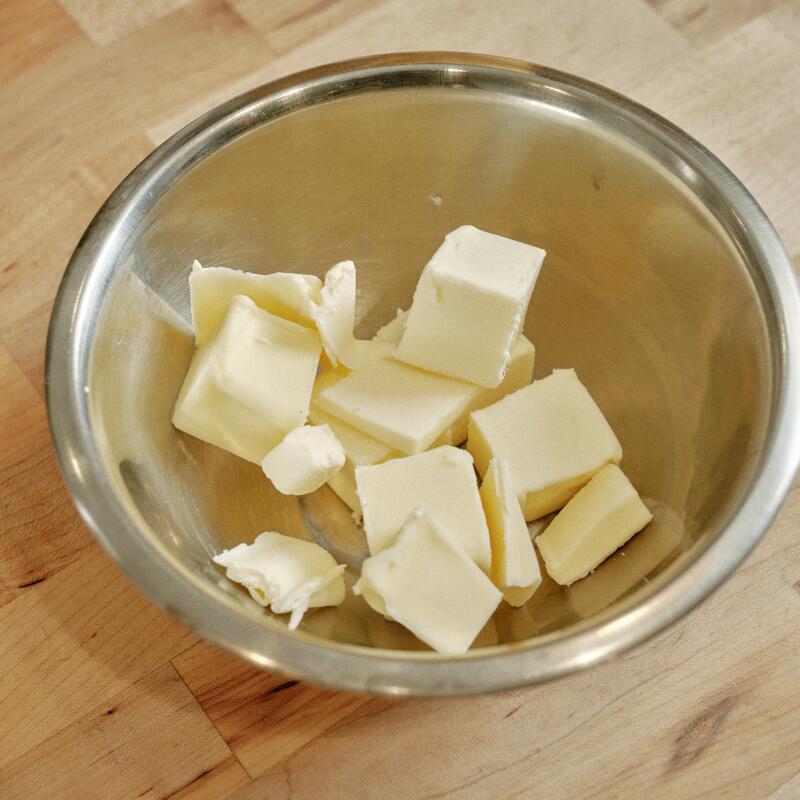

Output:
xmin=190 ymin=261 xmax=321 ymax=345
xmin=214 ymin=532 xmax=346 ymax=629
xmin=536 ymin=464 xmax=653 ymax=585
xmin=355 ymin=446 xmax=491 ymax=573
xmin=309 ymin=408 xmax=401 ymax=513
xmin=468 ymin=369 xmax=622 ymax=520
xmin=480 ymin=458 xmax=542 ymax=606
xmin=309 ymin=369 xmax=402 ymax=513
xmin=566 ymin=498 xmax=683 ymax=617
xmin=173 ymin=295 xmax=321 ymax=463
xmin=354 ymin=510 xmax=502 ymax=654
xmin=306 ymin=405 xmax=450 ymax=514
xmin=312 ymin=261 xmax=395 ymax=369
xmin=261 ymin=425 xmax=346 ymax=495
xmin=316 ymin=359 xmax=472 ymax=455
xmin=451 ymin=335 xmax=535 ymax=444
xmin=396 ymin=226 xmax=545 ymax=388
xmin=315 ymin=335 xmax=534 ymax=456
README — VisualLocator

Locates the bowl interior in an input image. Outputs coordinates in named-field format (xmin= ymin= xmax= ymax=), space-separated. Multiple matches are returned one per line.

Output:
xmin=86 ymin=79 xmax=771 ymax=652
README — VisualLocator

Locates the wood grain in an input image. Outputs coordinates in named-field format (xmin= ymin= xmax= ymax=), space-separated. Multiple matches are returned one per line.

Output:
xmin=1 ymin=1 xmax=798 ymax=798
xmin=229 ymin=0 xmax=380 ymax=54
xmin=0 ymin=0 xmax=80 ymax=84
xmin=58 ymin=0 xmax=195 ymax=45
xmin=0 ymin=547 xmax=198 ymax=769
xmin=650 ymin=0 xmax=786 ymax=44
xmin=148 ymin=0 xmax=690 ymax=144
xmin=0 ymin=663 xmax=236 ymax=800
xmin=0 ymin=355 xmax=90 ymax=605
xmin=172 ymin=641 xmax=377 ymax=777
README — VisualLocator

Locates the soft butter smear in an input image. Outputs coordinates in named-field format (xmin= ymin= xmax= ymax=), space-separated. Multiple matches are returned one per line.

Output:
xmin=213 ymin=532 xmax=346 ymax=629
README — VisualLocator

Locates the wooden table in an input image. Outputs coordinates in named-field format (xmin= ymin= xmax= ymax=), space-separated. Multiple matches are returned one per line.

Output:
xmin=1 ymin=1 xmax=799 ymax=797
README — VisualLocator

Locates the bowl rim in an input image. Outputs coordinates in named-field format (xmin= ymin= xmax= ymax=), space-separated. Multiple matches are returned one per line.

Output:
xmin=46 ymin=52 xmax=800 ymax=695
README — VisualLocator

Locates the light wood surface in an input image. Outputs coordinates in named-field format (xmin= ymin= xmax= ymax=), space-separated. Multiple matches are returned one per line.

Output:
xmin=1 ymin=2 xmax=799 ymax=798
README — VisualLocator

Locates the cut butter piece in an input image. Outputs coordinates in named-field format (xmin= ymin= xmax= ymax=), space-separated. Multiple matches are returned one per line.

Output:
xmin=261 ymin=425 xmax=346 ymax=495
xmin=566 ymin=498 xmax=683 ymax=618
xmin=309 ymin=408 xmax=400 ymax=513
xmin=213 ymin=532 xmax=346 ymax=629
xmin=355 ymin=445 xmax=491 ymax=573
xmin=172 ymin=295 xmax=321 ymax=463
xmin=480 ymin=457 xmax=542 ymax=606
xmin=307 ymin=405 xmax=450 ymax=514
xmin=354 ymin=509 xmax=502 ymax=654
xmin=536 ymin=464 xmax=653 ymax=585
xmin=315 ymin=335 xmax=534 ymax=455
xmin=312 ymin=261 xmax=395 ymax=369
xmin=468 ymin=368 xmax=622 ymax=520
xmin=190 ymin=260 xmax=321 ymax=345
xmin=373 ymin=308 xmax=408 ymax=344
xmin=454 ymin=334 xmax=535 ymax=444
xmin=309 ymin=368 xmax=402 ymax=513
xmin=395 ymin=225 xmax=545 ymax=388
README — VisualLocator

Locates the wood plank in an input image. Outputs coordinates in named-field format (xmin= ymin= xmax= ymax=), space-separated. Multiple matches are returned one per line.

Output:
xmin=0 ymin=663 xmax=234 ymax=800
xmin=58 ymin=0 xmax=194 ymax=45
xmin=648 ymin=0 xmax=785 ymax=44
xmin=0 ymin=394 xmax=92 ymax=605
xmin=0 ymin=342 xmax=42 ymax=449
xmin=0 ymin=134 xmax=156 ymax=395
xmin=0 ymin=547 xmax=198 ymax=769
xmin=229 ymin=0 xmax=381 ymax=54
xmin=149 ymin=0 xmax=689 ymax=144
xmin=0 ymin=0 xmax=271 ymax=204
xmin=0 ymin=428 xmax=90 ymax=603
xmin=167 ymin=756 xmax=250 ymax=800
xmin=78 ymin=132 xmax=155 ymax=192
xmin=632 ymin=15 xmax=800 ymax=257
xmin=1 ymin=301 xmax=52 ymax=399
xmin=0 ymin=170 xmax=101 ymax=334
xmin=0 ymin=0 xmax=82 ymax=84
xmin=172 ymin=640 xmax=376 ymax=777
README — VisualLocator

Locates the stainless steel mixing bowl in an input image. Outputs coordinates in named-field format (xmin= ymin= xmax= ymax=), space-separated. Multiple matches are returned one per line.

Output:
xmin=46 ymin=53 xmax=800 ymax=695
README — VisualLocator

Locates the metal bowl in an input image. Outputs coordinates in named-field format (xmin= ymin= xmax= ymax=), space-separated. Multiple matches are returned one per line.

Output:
xmin=46 ymin=53 xmax=800 ymax=695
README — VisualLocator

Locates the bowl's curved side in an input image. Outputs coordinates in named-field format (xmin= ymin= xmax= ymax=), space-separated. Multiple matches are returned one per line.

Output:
xmin=46 ymin=53 xmax=800 ymax=695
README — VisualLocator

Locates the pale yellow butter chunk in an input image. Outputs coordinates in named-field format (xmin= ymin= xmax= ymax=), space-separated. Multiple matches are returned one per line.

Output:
xmin=468 ymin=369 xmax=622 ymax=520
xmin=172 ymin=295 xmax=321 ymax=463
xmin=451 ymin=335 xmax=535 ymax=444
xmin=309 ymin=407 xmax=400 ymax=513
xmin=190 ymin=260 xmax=321 ymax=345
xmin=536 ymin=464 xmax=653 ymax=585
xmin=480 ymin=458 xmax=542 ymax=606
xmin=373 ymin=308 xmax=408 ymax=345
xmin=396 ymin=225 xmax=545 ymax=388
xmin=261 ymin=425 xmax=346 ymax=495
xmin=314 ymin=335 xmax=534 ymax=456
xmin=307 ymin=407 xmax=450 ymax=514
xmin=214 ymin=532 xmax=346 ymax=629
xmin=354 ymin=510 xmax=502 ymax=654
xmin=308 ymin=368 xmax=401 ymax=513
xmin=355 ymin=446 xmax=492 ymax=572
xmin=566 ymin=498 xmax=683 ymax=617
xmin=311 ymin=261 xmax=396 ymax=369
xmin=316 ymin=359 xmax=470 ymax=455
